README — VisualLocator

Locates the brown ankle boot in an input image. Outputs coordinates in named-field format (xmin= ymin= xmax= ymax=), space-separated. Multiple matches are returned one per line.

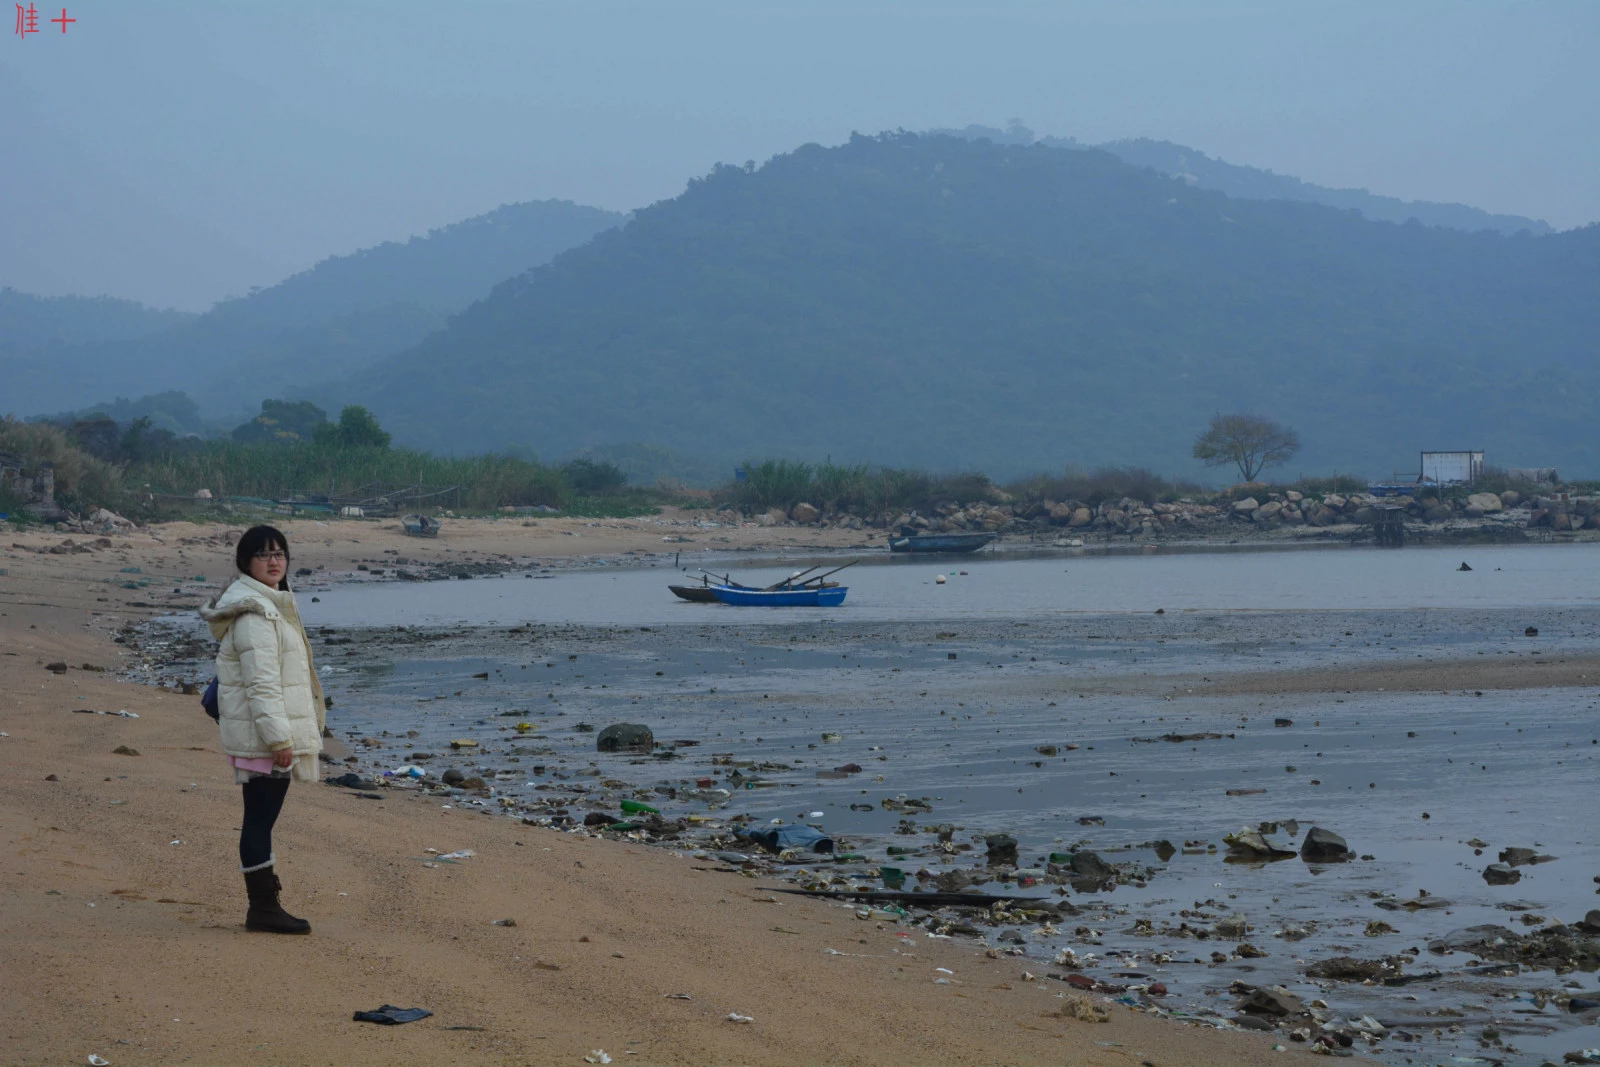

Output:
xmin=243 ymin=866 xmax=311 ymax=934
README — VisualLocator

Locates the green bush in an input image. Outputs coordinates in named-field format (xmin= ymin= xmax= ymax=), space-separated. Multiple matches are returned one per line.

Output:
xmin=1006 ymin=466 xmax=1200 ymax=507
xmin=130 ymin=440 xmax=568 ymax=511
xmin=0 ymin=416 xmax=124 ymax=512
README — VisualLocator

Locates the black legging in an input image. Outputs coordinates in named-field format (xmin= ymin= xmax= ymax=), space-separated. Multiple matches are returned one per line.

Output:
xmin=239 ymin=776 xmax=291 ymax=870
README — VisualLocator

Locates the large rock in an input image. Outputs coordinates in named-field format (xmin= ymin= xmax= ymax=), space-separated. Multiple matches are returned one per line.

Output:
xmin=1301 ymin=827 xmax=1353 ymax=862
xmin=1232 ymin=497 xmax=1261 ymax=514
xmin=1482 ymin=862 xmax=1522 ymax=885
xmin=1255 ymin=501 xmax=1283 ymax=521
xmin=790 ymin=502 xmax=820 ymax=524
xmin=1467 ymin=492 xmax=1504 ymax=513
xmin=596 ymin=722 xmax=654 ymax=753
xmin=1425 ymin=504 xmax=1453 ymax=523
xmin=984 ymin=833 xmax=1018 ymax=867
xmin=1069 ymin=507 xmax=1093 ymax=527
xmin=1047 ymin=501 xmax=1073 ymax=523
xmin=1499 ymin=490 xmax=1521 ymax=507
xmin=1323 ymin=493 xmax=1347 ymax=510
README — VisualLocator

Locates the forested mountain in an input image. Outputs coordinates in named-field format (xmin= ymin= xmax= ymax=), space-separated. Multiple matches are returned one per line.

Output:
xmin=2 ymin=200 xmax=622 ymax=420
xmin=0 ymin=289 xmax=193 ymax=351
xmin=936 ymin=124 xmax=1553 ymax=236
xmin=344 ymin=133 xmax=1598 ymax=479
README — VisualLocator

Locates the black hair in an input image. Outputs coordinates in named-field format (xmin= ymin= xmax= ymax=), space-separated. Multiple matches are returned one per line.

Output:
xmin=235 ymin=524 xmax=291 ymax=590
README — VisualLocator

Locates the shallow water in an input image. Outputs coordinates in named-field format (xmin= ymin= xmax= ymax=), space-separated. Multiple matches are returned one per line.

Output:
xmin=303 ymin=542 xmax=1600 ymax=628
xmin=154 ymin=543 xmax=1600 ymax=1063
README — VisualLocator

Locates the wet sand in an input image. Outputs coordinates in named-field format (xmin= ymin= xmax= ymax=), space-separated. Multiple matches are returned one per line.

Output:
xmin=0 ymin=519 xmax=1352 ymax=1066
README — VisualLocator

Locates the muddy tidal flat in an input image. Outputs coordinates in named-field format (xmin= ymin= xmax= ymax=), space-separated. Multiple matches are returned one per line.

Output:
xmin=130 ymin=544 xmax=1600 ymax=1065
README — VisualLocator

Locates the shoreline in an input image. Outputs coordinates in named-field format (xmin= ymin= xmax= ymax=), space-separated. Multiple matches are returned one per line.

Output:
xmin=0 ymin=517 xmax=1361 ymax=1065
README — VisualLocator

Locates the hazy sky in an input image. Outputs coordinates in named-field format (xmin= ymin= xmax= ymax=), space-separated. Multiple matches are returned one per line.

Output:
xmin=5 ymin=0 xmax=1597 ymax=310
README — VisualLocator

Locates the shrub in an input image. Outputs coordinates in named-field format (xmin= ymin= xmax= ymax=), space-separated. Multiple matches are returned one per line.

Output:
xmin=0 ymin=416 xmax=124 ymax=512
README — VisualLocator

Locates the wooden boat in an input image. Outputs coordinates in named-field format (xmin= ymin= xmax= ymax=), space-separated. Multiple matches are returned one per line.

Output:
xmin=711 ymin=584 xmax=847 ymax=607
xmin=888 ymin=531 xmax=994 ymax=553
xmin=401 ymin=514 xmax=441 ymax=538
xmin=670 ymin=571 xmax=754 ymax=603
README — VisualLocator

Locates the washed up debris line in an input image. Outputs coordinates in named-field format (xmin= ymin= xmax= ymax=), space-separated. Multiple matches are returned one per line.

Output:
xmin=311 ymin=724 xmax=1600 ymax=1064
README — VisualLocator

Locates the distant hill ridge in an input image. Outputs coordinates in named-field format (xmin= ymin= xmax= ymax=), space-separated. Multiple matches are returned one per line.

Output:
xmin=337 ymin=131 xmax=1598 ymax=479
xmin=934 ymin=124 xmax=1553 ymax=237
xmin=2 ymin=199 xmax=623 ymax=419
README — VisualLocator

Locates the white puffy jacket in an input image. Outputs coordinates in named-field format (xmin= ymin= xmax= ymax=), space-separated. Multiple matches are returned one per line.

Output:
xmin=199 ymin=575 xmax=325 ymax=764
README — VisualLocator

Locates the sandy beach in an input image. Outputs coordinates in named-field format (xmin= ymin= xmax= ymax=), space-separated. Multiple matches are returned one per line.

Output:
xmin=0 ymin=514 xmax=1387 ymax=1066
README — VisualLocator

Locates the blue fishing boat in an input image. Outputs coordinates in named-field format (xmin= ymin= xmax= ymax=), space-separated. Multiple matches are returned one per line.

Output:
xmin=888 ymin=531 xmax=994 ymax=553
xmin=711 ymin=584 xmax=848 ymax=607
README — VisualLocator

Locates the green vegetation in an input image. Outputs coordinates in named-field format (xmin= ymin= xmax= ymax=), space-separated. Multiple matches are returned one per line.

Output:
xmin=0 ymin=416 xmax=123 ymax=512
xmin=344 ymin=132 xmax=1598 ymax=481
xmin=722 ymin=459 xmax=995 ymax=515
xmin=1006 ymin=466 xmax=1206 ymax=507
xmin=132 ymin=440 xmax=569 ymax=512
xmin=1193 ymin=414 xmax=1301 ymax=483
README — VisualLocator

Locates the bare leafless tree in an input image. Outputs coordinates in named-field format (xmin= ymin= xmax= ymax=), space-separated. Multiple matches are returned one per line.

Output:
xmin=1192 ymin=413 xmax=1300 ymax=483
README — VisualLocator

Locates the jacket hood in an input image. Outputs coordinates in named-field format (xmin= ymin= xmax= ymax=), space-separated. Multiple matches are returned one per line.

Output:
xmin=199 ymin=576 xmax=286 ymax=639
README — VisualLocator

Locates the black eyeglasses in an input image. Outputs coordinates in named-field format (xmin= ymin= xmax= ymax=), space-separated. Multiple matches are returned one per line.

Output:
xmin=253 ymin=551 xmax=288 ymax=563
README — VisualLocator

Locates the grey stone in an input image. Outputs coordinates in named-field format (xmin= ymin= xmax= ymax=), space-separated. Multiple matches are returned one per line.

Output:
xmin=1483 ymin=863 xmax=1522 ymax=885
xmin=596 ymin=722 xmax=654 ymax=753
xmin=985 ymin=833 xmax=1018 ymax=867
xmin=1301 ymin=827 xmax=1353 ymax=863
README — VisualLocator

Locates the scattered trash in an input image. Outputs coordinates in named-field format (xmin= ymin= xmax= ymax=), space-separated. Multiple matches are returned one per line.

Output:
xmin=352 ymin=1005 xmax=433 ymax=1025
xmin=89 ymin=1057 xmax=110 ymax=1066
xmin=725 ymin=1013 xmax=754 ymax=1024
xmin=583 ymin=1050 xmax=612 ymax=1064
xmin=742 ymin=825 xmax=833 ymax=854
xmin=435 ymin=850 xmax=475 ymax=861
xmin=492 ymin=918 xmax=516 ymax=926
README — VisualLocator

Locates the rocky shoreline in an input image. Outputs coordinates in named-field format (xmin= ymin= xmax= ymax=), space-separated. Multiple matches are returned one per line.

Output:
xmin=739 ymin=487 xmax=1600 ymax=543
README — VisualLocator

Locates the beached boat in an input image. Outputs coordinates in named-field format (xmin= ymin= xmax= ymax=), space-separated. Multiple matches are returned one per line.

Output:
xmin=669 ymin=571 xmax=757 ymax=603
xmin=401 ymin=514 xmax=441 ymax=538
xmin=711 ymin=584 xmax=848 ymax=607
xmin=888 ymin=531 xmax=994 ymax=553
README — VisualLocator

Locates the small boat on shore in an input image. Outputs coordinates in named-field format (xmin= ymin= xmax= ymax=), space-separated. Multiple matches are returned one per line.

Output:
xmin=670 ymin=571 xmax=756 ymax=603
xmin=888 ymin=531 xmax=994 ymax=554
xmin=402 ymin=514 xmax=441 ymax=538
xmin=711 ymin=584 xmax=848 ymax=607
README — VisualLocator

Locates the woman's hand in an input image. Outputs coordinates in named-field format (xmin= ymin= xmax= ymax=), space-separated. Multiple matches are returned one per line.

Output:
xmin=273 ymin=747 xmax=295 ymax=769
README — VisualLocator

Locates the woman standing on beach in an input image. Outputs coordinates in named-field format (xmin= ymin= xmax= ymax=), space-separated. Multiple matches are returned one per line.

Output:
xmin=199 ymin=525 xmax=324 ymax=934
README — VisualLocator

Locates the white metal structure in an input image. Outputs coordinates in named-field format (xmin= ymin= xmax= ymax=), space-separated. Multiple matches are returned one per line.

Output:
xmin=1420 ymin=450 xmax=1484 ymax=485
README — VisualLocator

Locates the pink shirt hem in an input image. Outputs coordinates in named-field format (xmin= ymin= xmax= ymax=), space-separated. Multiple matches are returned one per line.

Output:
xmin=228 ymin=756 xmax=278 ymax=774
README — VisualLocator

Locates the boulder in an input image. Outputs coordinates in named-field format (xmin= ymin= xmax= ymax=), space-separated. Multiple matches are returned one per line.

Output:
xmin=1069 ymin=507 xmax=1093 ymax=527
xmin=1467 ymin=492 xmax=1504 ymax=513
xmin=193 ymin=489 xmax=213 ymax=500
xmin=1232 ymin=497 xmax=1261 ymax=514
xmin=596 ymin=722 xmax=654 ymax=753
xmin=1499 ymin=490 xmax=1521 ymax=507
xmin=1047 ymin=501 xmax=1073 ymax=523
xmin=1236 ymin=985 xmax=1306 ymax=1017
xmin=1577 ymin=910 xmax=1600 ymax=935
xmin=441 ymin=768 xmax=466 ymax=786
xmin=790 ymin=502 xmax=820 ymax=524
xmin=1425 ymin=504 xmax=1453 ymax=523
xmin=1323 ymin=493 xmax=1347 ymax=510
xmin=1300 ymin=827 xmax=1353 ymax=863
xmin=1281 ymin=507 xmax=1304 ymax=524
xmin=1285 ymin=490 xmax=1303 ymax=503
xmin=984 ymin=833 xmax=1018 ymax=867
xmin=1463 ymin=504 xmax=1486 ymax=518
xmin=1482 ymin=863 xmax=1522 ymax=885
